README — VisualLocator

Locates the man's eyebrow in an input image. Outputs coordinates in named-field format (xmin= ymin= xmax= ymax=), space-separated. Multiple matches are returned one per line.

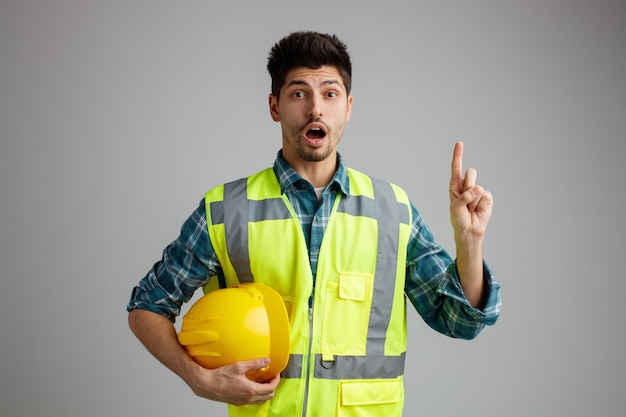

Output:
xmin=285 ymin=79 xmax=343 ymax=89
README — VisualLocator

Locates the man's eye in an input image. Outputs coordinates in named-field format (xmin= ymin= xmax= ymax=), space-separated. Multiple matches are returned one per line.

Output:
xmin=293 ymin=91 xmax=305 ymax=98
xmin=327 ymin=91 xmax=338 ymax=98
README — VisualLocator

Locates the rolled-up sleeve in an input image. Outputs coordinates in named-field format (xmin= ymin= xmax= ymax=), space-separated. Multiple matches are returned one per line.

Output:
xmin=405 ymin=203 xmax=501 ymax=340
xmin=126 ymin=199 xmax=221 ymax=322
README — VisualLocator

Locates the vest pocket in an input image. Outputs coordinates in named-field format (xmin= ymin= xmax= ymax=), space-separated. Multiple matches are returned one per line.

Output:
xmin=338 ymin=379 xmax=403 ymax=417
xmin=338 ymin=272 xmax=373 ymax=301
xmin=321 ymin=272 xmax=373 ymax=354
xmin=229 ymin=400 xmax=270 ymax=417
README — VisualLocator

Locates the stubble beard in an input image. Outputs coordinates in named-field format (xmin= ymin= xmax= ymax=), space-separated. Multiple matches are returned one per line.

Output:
xmin=295 ymin=140 xmax=334 ymax=162
xmin=284 ymin=121 xmax=338 ymax=163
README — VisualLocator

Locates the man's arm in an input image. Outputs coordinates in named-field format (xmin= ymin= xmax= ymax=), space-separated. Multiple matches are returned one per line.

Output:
xmin=128 ymin=308 xmax=279 ymax=406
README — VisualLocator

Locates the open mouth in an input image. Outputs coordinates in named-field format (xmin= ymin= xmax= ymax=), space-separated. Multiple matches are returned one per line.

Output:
xmin=306 ymin=127 xmax=326 ymax=140
xmin=304 ymin=122 xmax=328 ymax=142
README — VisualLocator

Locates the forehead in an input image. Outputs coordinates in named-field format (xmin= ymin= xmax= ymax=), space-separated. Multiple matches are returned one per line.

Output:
xmin=283 ymin=66 xmax=345 ymax=89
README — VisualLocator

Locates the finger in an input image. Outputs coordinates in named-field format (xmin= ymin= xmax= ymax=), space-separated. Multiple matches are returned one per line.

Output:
xmin=464 ymin=168 xmax=477 ymax=191
xmin=248 ymin=389 xmax=276 ymax=405
xmin=250 ymin=374 xmax=279 ymax=403
xmin=253 ymin=383 xmax=277 ymax=397
xmin=451 ymin=141 xmax=464 ymax=182
xmin=239 ymin=357 xmax=271 ymax=373
xmin=252 ymin=371 xmax=280 ymax=387
xmin=474 ymin=189 xmax=494 ymax=212
xmin=467 ymin=186 xmax=483 ymax=212
xmin=451 ymin=185 xmax=482 ymax=212
xmin=467 ymin=187 xmax=493 ymax=213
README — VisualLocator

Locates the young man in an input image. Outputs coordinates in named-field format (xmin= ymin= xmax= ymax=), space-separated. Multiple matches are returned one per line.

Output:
xmin=127 ymin=31 xmax=501 ymax=416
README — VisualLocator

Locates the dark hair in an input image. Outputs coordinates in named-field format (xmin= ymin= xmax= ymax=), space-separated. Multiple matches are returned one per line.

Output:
xmin=267 ymin=31 xmax=352 ymax=99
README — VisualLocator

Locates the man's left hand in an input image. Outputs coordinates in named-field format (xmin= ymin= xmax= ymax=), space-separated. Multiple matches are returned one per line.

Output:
xmin=449 ymin=141 xmax=493 ymax=242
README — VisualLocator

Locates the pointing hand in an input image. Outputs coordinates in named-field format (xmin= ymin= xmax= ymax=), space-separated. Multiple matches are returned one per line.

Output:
xmin=449 ymin=141 xmax=493 ymax=241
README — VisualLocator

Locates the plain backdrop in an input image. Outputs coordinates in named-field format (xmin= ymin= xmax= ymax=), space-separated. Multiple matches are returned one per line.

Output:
xmin=1 ymin=1 xmax=625 ymax=416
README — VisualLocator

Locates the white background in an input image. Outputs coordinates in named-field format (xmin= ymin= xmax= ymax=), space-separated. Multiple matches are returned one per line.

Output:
xmin=1 ymin=1 xmax=625 ymax=416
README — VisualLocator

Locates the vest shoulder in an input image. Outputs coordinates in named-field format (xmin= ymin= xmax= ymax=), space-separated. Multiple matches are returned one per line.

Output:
xmin=205 ymin=167 xmax=277 ymax=201
xmin=346 ymin=167 xmax=410 ymax=201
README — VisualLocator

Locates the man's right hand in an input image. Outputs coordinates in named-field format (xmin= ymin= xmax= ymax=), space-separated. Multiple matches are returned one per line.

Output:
xmin=185 ymin=358 xmax=280 ymax=406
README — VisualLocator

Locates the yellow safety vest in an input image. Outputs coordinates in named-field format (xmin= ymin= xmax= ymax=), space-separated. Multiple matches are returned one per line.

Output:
xmin=204 ymin=167 xmax=412 ymax=417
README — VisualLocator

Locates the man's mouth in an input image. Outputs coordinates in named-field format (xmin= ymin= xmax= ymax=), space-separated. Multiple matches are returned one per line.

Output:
xmin=304 ymin=122 xmax=328 ymax=142
xmin=305 ymin=127 xmax=326 ymax=140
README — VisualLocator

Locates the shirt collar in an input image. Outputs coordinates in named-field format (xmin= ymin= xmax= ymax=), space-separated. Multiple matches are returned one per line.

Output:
xmin=273 ymin=150 xmax=351 ymax=196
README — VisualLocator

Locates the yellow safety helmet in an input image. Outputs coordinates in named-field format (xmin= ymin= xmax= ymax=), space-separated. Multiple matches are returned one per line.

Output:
xmin=177 ymin=282 xmax=290 ymax=382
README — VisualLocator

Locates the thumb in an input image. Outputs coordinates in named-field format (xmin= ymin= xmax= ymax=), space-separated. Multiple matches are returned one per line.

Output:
xmin=239 ymin=357 xmax=271 ymax=372
xmin=451 ymin=186 xmax=482 ymax=211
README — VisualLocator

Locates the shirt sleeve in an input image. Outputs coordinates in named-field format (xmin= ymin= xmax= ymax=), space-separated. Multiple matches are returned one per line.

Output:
xmin=405 ymin=202 xmax=501 ymax=340
xmin=126 ymin=198 xmax=221 ymax=322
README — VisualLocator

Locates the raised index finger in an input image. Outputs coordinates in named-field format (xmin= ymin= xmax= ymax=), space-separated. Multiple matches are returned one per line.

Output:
xmin=451 ymin=141 xmax=464 ymax=181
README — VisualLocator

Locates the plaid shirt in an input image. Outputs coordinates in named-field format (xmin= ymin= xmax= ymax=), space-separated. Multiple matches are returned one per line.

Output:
xmin=128 ymin=151 xmax=501 ymax=339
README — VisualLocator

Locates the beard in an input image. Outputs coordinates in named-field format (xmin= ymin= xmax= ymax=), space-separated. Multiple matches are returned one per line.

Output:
xmin=294 ymin=140 xmax=334 ymax=162
xmin=282 ymin=119 xmax=341 ymax=162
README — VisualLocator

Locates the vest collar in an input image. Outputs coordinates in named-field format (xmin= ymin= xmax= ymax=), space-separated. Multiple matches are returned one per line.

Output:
xmin=273 ymin=150 xmax=351 ymax=197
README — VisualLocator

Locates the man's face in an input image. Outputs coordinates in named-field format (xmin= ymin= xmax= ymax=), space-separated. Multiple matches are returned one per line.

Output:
xmin=269 ymin=66 xmax=352 ymax=166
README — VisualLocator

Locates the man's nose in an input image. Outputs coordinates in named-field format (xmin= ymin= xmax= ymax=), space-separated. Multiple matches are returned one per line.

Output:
xmin=307 ymin=95 xmax=323 ymax=118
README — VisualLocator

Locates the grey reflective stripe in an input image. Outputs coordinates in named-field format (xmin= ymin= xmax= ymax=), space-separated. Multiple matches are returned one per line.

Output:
xmin=281 ymin=353 xmax=405 ymax=380
xmin=281 ymin=353 xmax=304 ymax=378
xmin=222 ymin=179 xmax=252 ymax=282
xmin=336 ymin=194 xmax=377 ymax=218
xmin=209 ymin=201 xmax=224 ymax=224
xmin=314 ymin=353 xmax=406 ymax=379
xmin=249 ymin=199 xmax=292 ymax=221
xmin=367 ymin=178 xmax=401 ymax=355
xmin=211 ymin=179 xmax=292 ymax=283
xmin=337 ymin=193 xmax=409 ymax=225
xmin=210 ymin=199 xmax=291 ymax=224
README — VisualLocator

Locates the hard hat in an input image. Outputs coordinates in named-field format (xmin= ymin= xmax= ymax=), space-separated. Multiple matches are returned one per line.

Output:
xmin=177 ymin=282 xmax=290 ymax=382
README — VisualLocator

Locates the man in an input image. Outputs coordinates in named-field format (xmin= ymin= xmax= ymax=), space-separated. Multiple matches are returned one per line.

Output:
xmin=127 ymin=31 xmax=501 ymax=416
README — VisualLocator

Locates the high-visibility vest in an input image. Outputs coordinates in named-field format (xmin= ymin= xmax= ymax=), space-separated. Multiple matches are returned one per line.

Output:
xmin=204 ymin=166 xmax=412 ymax=417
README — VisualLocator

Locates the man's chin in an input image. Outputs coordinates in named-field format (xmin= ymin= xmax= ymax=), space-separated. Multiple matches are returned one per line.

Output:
xmin=298 ymin=148 xmax=333 ymax=162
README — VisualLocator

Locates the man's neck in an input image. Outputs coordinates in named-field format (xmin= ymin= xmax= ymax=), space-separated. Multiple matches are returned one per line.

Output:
xmin=282 ymin=152 xmax=338 ymax=188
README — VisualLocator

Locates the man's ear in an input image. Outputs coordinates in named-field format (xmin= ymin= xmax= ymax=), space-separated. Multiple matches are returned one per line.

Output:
xmin=269 ymin=94 xmax=280 ymax=122
xmin=346 ymin=94 xmax=353 ymax=122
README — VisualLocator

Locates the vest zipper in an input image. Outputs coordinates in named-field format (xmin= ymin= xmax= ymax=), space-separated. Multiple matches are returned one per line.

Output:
xmin=300 ymin=306 xmax=314 ymax=417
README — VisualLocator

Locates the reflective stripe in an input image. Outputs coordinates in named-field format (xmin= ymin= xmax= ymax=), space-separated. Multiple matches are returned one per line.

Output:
xmin=337 ymin=194 xmax=410 ymax=224
xmin=222 ymin=179 xmax=253 ymax=282
xmin=367 ymin=179 xmax=400 ymax=356
xmin=281 ymin=353 xmax=304 ymax=378
xmin=215 ymin=181 xmax=407 ymax=227
xmin=281 ymin=353 xmax=405 ymax=380
xmin=210 ymin=198 xmax=292 ymax=224
xmin=249 ymin=199 xmax=292 ymax=221
xmin=337 ymin=195 xmax=377 ymax=218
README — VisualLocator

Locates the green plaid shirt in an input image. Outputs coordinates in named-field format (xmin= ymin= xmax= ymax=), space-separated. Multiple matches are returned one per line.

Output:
xmin=128 ymin=151 xmax=501 ymax=339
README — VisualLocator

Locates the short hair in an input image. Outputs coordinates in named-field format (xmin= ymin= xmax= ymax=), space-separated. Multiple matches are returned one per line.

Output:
xmin=267 ymin=31 xmax=352 ymax=99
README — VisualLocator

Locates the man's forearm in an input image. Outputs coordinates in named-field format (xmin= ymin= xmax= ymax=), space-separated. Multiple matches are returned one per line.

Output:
xmin=128 ymin=309 xmax=200 ymax=385
xmin=455 ymin=234 xmax=486 ymax=308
